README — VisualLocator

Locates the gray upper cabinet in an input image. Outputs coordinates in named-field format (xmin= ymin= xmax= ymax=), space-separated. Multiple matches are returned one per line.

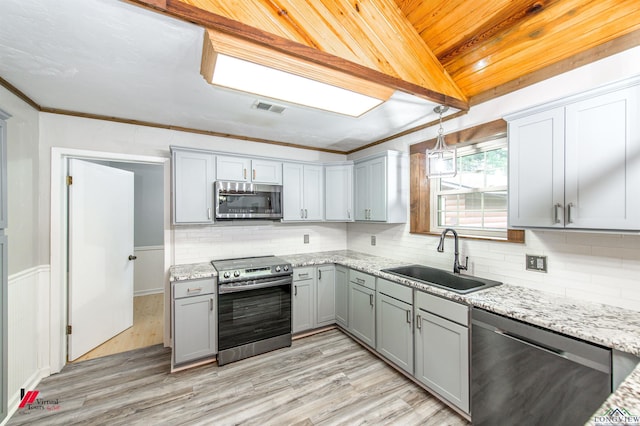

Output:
xmin=325 ymin=163 xmax=354 ymax=221
xmin=216 ymin=155 xmax=282 ymax=184
xmin=172 ymin=148 xmax=216 ymax=224
xmin=376 ymin=279 xmax=413 ymax=374
xmin=508 ymin=78 xmax=640 ymax=230
xmin=334 ymin=265 xmax=349 ymax=328
xmin=354 ymin=151 xmax=408 ymax=223
xmin=347 ymin=270 xmax=376 ymax=347
xmin=282 ymin=163 xmax=324 ymax=221
xmin=414 ymin=291 xmax=469 ymax=414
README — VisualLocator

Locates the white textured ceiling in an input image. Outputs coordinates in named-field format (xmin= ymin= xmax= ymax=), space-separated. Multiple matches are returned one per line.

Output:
xmin=0 ymin=0 xmax=454 ymax=152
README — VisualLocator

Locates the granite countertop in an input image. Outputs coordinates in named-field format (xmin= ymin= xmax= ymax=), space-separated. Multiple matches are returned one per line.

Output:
xmin=169 ymin=249 xmax=640 ymax=416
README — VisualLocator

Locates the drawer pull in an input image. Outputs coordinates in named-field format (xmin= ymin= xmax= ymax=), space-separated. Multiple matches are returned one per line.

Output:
xmin=187 ymin=287 xmax=203 ymax=293
xmin=298 ymin=273 xmax=309 ymax=278
xmin=356 ymin=277 xmax=365 ymax=285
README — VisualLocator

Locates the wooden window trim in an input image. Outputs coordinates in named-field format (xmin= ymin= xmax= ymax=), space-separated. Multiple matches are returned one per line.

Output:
xmin=409 ymin=119 xmax=525 ymax=244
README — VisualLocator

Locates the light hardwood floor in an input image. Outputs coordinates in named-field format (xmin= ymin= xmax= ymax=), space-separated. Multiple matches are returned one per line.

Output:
xmin=73 ymin=293 xmax=164 ymax=362
xmin=9 ymin=329 xmax=469 ymax=425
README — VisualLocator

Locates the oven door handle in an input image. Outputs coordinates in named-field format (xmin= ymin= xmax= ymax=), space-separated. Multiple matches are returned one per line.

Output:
xmin=218 ymin=277 xmax=292 ymax=294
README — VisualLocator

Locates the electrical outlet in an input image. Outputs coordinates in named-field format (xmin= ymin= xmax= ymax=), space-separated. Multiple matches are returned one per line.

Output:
xmin=371 ymin=235 xmax=376 ymax=246
xmin=526 ymin=254 xmax=547 ymax=272
xmin=304 ymin=234 xmax=309 ymax=244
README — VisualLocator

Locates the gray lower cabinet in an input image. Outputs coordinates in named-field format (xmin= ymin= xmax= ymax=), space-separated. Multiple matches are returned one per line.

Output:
xmin=316 ymin=265 xmax=335 ymax=327
xmin=334 ymin=265 xmax=348 ymax=328
xmin=414 ymin=291 xmax=469 ymax=413
xmin=348 ymin=270 xmax=376 ymax=347
xmin=292 ymin=268 xmax=315 ymax=333
xmin=172 ymin=278 xmax=217 ymax=366
xmin=376 ymin=279 xmax=413 ymax=374
xmin=293 ymin=266 xmax=336 ymax=333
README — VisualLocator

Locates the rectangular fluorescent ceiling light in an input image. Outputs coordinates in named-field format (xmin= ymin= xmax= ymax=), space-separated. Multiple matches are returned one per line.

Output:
xmin=211 ymin=54 xmax=384 ymax=117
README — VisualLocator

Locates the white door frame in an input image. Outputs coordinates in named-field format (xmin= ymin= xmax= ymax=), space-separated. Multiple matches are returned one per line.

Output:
xmin=50 ymin=147 xmax=171 ymax=373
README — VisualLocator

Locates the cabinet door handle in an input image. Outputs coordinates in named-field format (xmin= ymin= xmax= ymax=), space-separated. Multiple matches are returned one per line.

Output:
xmin=406 ymin=310 xmax=412 ymax=324
xmin=294 ymin=285 xmax=297 ymax=296
xmin=416 ymin=314 xmax=422 ymax=329
xmin=369 ymin=294 xmax=374 ymax=306
xmin=347 ymin=209 xmax=351 ymax=219
xmin=318 ymin=269 xmax=322 ymax=280
xmin=300 ymin=209 xmax=304 ymax=219
xmin=304 ymin=209 xmax=308 ymax=219
xmin=567 ymin=202 xmax=575 ymax=224
xmin=207 ymin=207 xmax=212 ymax=220
xmin=243 ymin=168 xmax=247 ymax=180
xmin=253 ymin=169 xmax=256 ymax=180
xmin=187 ymin=287 xmax=203 ymax=293
xmin=209 ymin=297 xmax=214 ymax=311
xmin=554 ymin=203 xmax=562 ymax=224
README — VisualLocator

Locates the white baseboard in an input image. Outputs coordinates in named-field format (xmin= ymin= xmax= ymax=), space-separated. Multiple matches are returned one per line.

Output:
xmin=134 ymin=288 xmax=164 ymax=297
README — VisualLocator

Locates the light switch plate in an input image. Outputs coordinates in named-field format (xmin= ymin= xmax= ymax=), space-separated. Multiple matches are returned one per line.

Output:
xmin=526 ymin=254 xmax=547 ymax=272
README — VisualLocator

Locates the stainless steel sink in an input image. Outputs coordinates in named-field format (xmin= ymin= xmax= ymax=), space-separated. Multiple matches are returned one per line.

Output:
xmin=381 ymin=265 xmax=502 ymax=294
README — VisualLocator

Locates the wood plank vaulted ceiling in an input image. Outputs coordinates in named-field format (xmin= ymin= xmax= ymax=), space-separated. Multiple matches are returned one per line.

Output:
xmin=138 ymin=0 xmax=640 ymax=110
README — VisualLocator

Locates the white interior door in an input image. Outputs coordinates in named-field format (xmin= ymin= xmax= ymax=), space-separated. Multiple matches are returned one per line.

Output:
xmin=68 ymin=159 xmax=134 ymax=361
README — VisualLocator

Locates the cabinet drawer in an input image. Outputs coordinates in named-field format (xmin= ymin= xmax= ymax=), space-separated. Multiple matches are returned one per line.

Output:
xmin=349 ymin=269 xmax=376 ymax=290
xmin=415 ymin=291 xmax=468 ymax=327
xmin=173 ymin=278 xmax=216 ymax=299
xmin=294 ymin=267 xmax=315 ymax=281
xmin=377 ymin=278 xmax=412 ymax=304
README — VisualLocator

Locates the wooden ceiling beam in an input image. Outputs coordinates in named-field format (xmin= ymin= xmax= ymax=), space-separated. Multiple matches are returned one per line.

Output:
xmin=127 ymin=0 xmax=469 ymax=110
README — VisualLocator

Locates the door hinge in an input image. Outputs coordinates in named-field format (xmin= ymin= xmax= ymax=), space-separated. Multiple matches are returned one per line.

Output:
xmin=66 ymin=325 xmax=72 ymax=335
xmin=66 ymin=176 xmax=73 ymax=186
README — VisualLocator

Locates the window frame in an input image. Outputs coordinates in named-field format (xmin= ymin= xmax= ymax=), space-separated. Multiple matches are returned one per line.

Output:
xmin=430 ymin=137 xmax=508 ymax=239
xmin=409 ymin=119 xmax=524 ymax=244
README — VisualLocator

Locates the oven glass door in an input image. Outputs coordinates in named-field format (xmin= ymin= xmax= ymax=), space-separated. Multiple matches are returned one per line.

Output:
xmin=218 ymin=283 xmax=291 ymax=351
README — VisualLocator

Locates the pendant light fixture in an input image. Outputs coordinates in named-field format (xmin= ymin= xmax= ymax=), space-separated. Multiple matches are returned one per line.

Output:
xmin=426 ymin=105 xmax=457 ymax=178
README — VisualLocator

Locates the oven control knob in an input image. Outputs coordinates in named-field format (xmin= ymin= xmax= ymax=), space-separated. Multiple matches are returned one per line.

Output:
xmin=223 ymin=271 xmax=230 ymax=279
xmin=233 ymin=270 xmax=240 ymax=278
xmin=275 ymin=266 xmax=281 ymax=272
xmin=283 ymin=265 xmax=289 ymax=271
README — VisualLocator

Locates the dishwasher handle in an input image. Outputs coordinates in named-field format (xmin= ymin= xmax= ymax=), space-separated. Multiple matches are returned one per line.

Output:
xmin=495 ymin=329 xmax=566 ymax=357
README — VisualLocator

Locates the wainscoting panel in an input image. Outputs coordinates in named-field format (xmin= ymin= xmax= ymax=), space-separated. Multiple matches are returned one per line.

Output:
xmin=6 ymin=265 xmax=50 ymax=421
xmin=133 ymin=246 xmax=164 ymax=296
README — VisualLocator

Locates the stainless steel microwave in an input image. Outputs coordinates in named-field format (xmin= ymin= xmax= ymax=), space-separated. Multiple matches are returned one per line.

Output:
xmin=214 ymin=181 xmax=283 ymax=220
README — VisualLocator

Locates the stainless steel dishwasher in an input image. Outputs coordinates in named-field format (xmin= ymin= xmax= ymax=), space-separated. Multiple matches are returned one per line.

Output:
xmin=471 ymin=308 xmax=611 ymax=426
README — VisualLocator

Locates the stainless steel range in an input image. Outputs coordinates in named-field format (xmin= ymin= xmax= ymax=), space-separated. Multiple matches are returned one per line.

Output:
xmin=212 ymin=255 xmax=292 ymax=366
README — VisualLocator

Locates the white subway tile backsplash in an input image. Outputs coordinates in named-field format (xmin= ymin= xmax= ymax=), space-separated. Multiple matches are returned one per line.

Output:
xmin=347 ymin=224 xmax=640 ymax=311
xmin=173 ymin=222 xmax=348 ymax=265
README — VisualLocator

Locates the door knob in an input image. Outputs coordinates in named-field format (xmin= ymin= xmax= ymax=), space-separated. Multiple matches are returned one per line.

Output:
xmin=128 ymin=255 xmax=137 ymax=261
